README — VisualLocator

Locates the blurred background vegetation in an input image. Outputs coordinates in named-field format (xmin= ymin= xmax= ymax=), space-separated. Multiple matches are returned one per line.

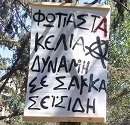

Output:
xmin=0 ymin=0 xmax=130 ymax=125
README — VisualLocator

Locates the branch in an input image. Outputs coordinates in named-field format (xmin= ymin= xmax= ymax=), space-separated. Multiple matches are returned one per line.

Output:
xmin=16 ymin=0 xmax=31 ymax=15
xmin=14 ymin=1 xmax=29 ymax=32
xmin=0 ymin=33 xmax=30 ymax=93
xmin=0 ymin=38 xmax=20 ymax=48
xmin=0 ymin=39 xmax=17 ymax=43
xmin=0 ymin=61 xmax=22 ymax=94
xmin=113 ymin=0 xmax=130 ymax=12
xmin=89 ymin=0 xmax=98 ymax=4
xmin=84 ymin=0 xmax=98 ymax=4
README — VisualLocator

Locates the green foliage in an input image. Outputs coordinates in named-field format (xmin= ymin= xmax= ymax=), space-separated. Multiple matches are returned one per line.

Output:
xmin=10 ymin=116 xmax=46 ymax=125
xmin=107 ymin=2 xmax=130 ymax=125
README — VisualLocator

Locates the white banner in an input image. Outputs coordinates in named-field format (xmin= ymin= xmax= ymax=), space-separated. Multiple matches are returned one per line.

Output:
xmin=24 ymin=2 xmax=110 ymax=122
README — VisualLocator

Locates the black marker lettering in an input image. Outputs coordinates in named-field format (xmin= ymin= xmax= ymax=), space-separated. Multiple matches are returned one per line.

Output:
xmin=67 ymin=97 xmax=72 ymax=111
xmin=46 ymin=13 xmax=55 ymax=23
xmin=96 ymin=36 xmax=107 ymax=68
xmin=54 ymin=33 xmax=67 ymax=51
xmin=63 ymin=15 xmax=67 ymax=27
xmin=29 ymin=77 xmax=43 ymax=93
xmin=40 ymin=75 xmax=48 ymax=87
xmin=55 ymin=12 xmax=68 ymax=28
xmin=85 ymin=36 xmax=107 ymax=69
xmin=66 ymin=13 xmax=76 ymax=28
xmin=43 ymin=24 xmax=54 ymax=27
xmin=72 ymin=36 xmax=85 ymax=52
xmin=77 ymin=60 xmax=82 ymax=73
xmin=88 ymin=74 xmax=99 ymax=92
xmin=86 ymin=98 xmax=95 ymax=113
xmin=45 ymin=35 xmax=54 ymax=50
xmin=69 ymin=33 xmax=74 ymax=48
xmin=28 ymin=96 xmax=40 ymax=110
xmin=57 ymin=56 xmax=68 ymax=72
xmin=33 ymin=10 xmax=45 ymax=26
xmin=72 ymin=98 xmax=85 ymax=113
xmin=35 ymin=32 xmax=44 ymax=52
xmin=69 ymin=59 xmax=78 ymax=72
xmin=81 ymin=61 xmax=90 ymax=74
xmin=80 ymin=75 xmax=88 ymax=95
xmin=54 ymin=76 xmax=67 ymax=90
xmin=41 ymin=56 xmax=50 ymax=73
xmin=52 ymin=96 xmax=55 ymax=107
xmin=40 ymin=96 xmax=50 ymax=109
xmin=77 ymin=14 xmax=89 ymax=30
xmin=99 ymin=79 xmax=106 ymax=92
xmin=68 ymin=76 xmax=80 ymax=90
xmin=48 ymin=57 xmax=58 ymax=73
xmin=31 ymin=55 xmax=40 ymax=72
xmin=55 ymin=96 xmax=68 ymax=108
